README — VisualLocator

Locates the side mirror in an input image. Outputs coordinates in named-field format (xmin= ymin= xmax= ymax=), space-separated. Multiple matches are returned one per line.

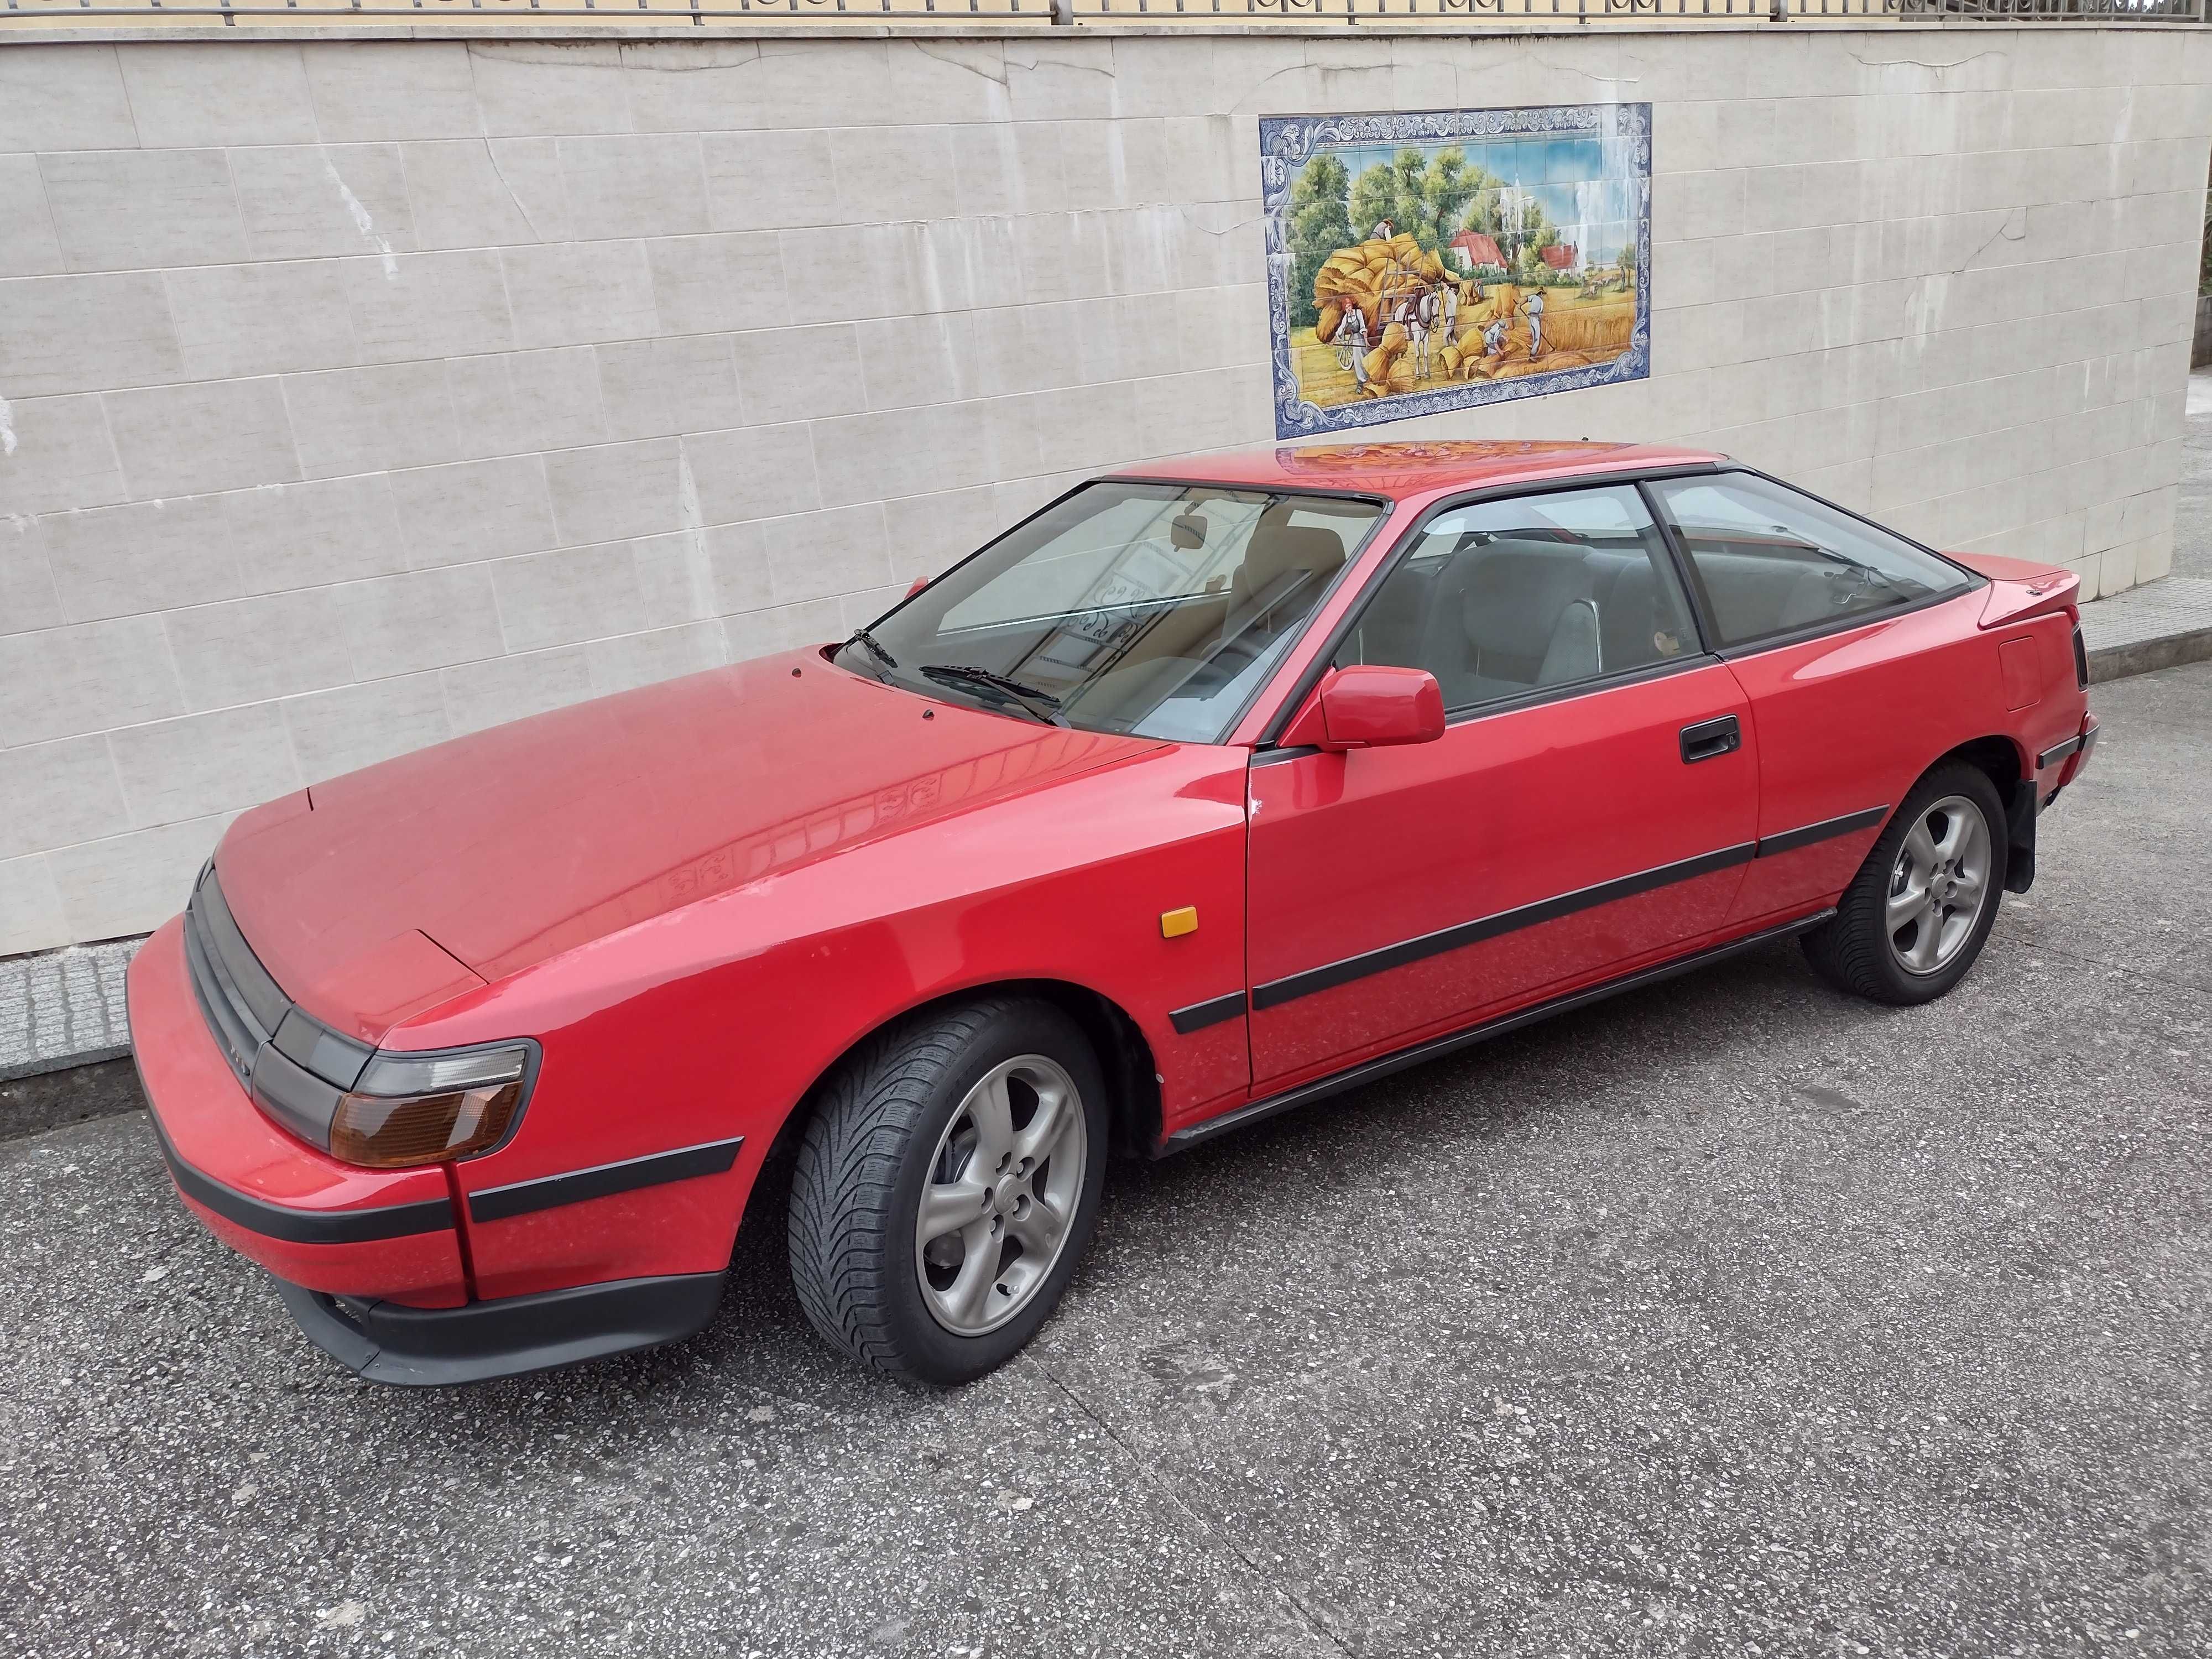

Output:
xmin=1277 ymin=666 xmax=1446 ymax=753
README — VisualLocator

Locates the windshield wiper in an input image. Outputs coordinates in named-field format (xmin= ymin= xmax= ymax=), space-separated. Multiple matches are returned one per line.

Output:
xmin=919 ymin=664 xmax=1067 ymax=726
xmin=844 ymin=627 xmax=898 ymax=671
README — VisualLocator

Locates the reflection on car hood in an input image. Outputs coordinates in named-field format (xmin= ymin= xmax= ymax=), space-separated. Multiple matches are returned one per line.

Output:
xmin=216 ymin=652 xmax=1161 ymax=1035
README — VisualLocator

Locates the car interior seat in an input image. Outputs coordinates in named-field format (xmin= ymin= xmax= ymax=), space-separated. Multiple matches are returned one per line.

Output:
xmin=1416 ymin=539 xmax=1609 ymax=708
xmin=1228 ymin=509 xmax=1348 ymax=630
xmin=1677 ymin=542 xmax=1836 ymax=641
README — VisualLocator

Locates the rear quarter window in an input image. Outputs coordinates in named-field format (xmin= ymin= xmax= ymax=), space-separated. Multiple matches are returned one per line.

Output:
xmin=1648 ymin=473 xmax=1972 ymax=648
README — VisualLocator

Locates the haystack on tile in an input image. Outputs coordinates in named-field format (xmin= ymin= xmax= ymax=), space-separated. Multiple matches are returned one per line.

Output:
xmin=1533 ymin=302 xmax=1634 ymax=357
xmin=1313 ymin=233 xmax=1452 ymax=346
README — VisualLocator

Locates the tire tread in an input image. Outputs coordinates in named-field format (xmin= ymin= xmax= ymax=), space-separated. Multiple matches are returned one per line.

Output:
xmin=785 ymin=996 xmax=1027 ymax=1385
xmin=1801 ymin=761 xmax=2006 ymax=1006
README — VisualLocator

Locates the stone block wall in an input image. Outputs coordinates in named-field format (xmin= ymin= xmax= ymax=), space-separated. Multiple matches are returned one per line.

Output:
xmin=2 ymin=28 xmax=2207 ymax=952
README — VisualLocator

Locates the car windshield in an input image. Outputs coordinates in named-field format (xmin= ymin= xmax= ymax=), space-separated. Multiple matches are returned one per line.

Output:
xmin=837 ymin=482 xmax=1386 ymax=742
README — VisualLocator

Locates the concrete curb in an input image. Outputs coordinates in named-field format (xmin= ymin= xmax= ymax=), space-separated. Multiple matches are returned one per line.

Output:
xmin=2088 ymin=626 xmax=2212 ymax=684
xmin=2077 ymin=575 xmax=2212 ymax=686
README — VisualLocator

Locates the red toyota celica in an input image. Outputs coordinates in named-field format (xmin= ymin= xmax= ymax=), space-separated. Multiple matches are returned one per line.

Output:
xmin=127 ymin=440 xmax=2097 ymax=1387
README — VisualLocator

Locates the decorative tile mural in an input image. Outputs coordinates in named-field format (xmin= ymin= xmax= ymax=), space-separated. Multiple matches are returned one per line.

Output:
xmin=1260 ymin=103 xmax=1653 ymax=440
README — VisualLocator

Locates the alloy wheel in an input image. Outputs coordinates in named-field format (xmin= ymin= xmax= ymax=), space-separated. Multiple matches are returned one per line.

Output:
xmin=913 ymin=1055 xmax=1088 ymax=1337
xmin=1885 ymin=794 xmax=1993 ymax=977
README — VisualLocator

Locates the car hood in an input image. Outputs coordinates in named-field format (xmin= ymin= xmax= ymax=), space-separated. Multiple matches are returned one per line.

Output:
xmin=216 ymin=652 xmax=1161 ymax=1042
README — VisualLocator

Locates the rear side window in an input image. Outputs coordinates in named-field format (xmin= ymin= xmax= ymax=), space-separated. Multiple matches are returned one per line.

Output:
xmin=1646 ymin=473 xmax=1971 ymax=648
xmin=1332 ymin=484 xmax=1701 ymax=714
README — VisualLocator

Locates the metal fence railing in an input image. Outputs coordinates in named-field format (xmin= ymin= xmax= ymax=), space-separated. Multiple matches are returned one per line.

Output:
xmin=0 ymin=0 xmax=1048 ymax=26
xmin=1076 ymin=0 xmax=1771 ymax=19
xmin=0 ymin=0 xmax=2199 ymax=28
xmin=1068 ymin=0 xmax=2204 ymax=20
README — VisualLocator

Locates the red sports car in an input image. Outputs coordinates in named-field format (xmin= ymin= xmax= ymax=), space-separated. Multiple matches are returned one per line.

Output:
xmin=127 ymin=441 xmax=2097 ymax=1387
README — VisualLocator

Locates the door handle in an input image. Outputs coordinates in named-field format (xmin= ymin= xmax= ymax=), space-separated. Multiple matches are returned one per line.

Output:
xmin=1679 ymin=714 xmax=1741 ymax=764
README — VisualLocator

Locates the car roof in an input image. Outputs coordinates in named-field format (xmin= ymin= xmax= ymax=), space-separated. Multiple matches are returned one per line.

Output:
xmin=1112 ymin=439 xmax=1725 ymax=504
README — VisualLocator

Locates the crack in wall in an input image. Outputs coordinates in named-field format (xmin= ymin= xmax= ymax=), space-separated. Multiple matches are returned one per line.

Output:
xmin=1181 ymin=205 xmax=1265 ymax=239
xmin=617 ymin=39 xmax=764 ymax=74
xmin=1848 ymin=48 xmax=2007 ymax=74
xmin=483 ymin=140 xmax=548 ymax=242
xmin=1959 ymin=206 xmax=2028 ymax=273
xmin=910 ymin=38 xmax=1012 ymax=90
xmin=1006 ymin=43 xmax=1116 ymax=81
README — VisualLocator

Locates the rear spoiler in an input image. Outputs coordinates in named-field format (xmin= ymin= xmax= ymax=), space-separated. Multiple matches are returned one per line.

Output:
xmin=1944 ymin=551 xmax=2082 ymax=631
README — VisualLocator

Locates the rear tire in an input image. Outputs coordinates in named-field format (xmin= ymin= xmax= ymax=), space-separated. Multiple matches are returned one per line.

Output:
xmin=786 ymin=995 xmax=1108 ymax=1387
xmin=1801 ymin=761 xmax=2008 ymax=1006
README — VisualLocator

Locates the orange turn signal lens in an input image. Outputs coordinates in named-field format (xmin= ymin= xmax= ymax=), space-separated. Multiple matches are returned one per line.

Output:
xmin=328 ymin=1081 xmax=523 ymax=1169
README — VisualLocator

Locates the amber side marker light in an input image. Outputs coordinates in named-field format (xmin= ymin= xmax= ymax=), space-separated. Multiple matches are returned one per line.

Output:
xmin=328 ymin=1045 xmax=531 ymax=1169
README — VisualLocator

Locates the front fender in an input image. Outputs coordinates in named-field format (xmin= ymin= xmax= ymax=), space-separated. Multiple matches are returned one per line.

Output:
xmin=390 ymin=743 xmax=1253 ymax=1300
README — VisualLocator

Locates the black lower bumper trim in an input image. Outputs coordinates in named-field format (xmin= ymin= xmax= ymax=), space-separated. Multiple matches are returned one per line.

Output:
xmin=466 ymin=1136 xmax=744 ymax=1224
xmin=144 ymin=1100 xmax=453 ymax=1245
xmin=2036 ymin=734 xmax=2083 ymax=770
xmin=273 ymin=1270 xmax=726 ymax=1386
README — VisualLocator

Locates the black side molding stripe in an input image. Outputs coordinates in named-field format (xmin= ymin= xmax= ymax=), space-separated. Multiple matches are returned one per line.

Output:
xmin=146 ymin=1111 xmax=454 ymax=1245
xmin=1251 ymin=842 xmax=1757 ymax=1013
xmin=1170 ymin=992 xmax=1247 ymax=1035
xmin=1163 ymin=910 xmax=1835 ymax=1155
xmin=2036 ymin=735 xmax=2082 ymax=770
xmin=1754 ymin=805 xmax=1889 ymax=860
xmin=1220 ymin=804 xmax=1887 ymax=1024
xmin=467 ymin=1137 xmax=745 ymax=1225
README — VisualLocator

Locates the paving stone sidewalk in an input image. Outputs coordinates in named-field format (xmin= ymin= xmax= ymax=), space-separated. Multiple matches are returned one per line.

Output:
xmin=0 ymin=941 xmax=137 ymax=1085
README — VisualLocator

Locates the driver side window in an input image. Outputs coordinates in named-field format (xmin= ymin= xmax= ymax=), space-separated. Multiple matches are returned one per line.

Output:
xmin=1332 ymin=485 xmax=1701 ymax=714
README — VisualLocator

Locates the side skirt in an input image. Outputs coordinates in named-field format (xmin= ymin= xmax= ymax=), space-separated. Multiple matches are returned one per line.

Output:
xmin=1157 ymin=909 xmax=1834 ymax=1156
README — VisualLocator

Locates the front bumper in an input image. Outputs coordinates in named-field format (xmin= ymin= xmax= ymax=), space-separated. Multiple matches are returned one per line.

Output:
xmin=273 ymin=1270 xmax=726 ymax=1386
xmin=129 ymin=919 xmax=468 ymax=1306
xmin=129 ymin=918 xmax=729 ymax=1383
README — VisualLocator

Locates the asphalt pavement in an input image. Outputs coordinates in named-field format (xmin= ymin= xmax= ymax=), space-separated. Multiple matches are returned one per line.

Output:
xmin=4 ymin=662 xmax=2209 ymax=1659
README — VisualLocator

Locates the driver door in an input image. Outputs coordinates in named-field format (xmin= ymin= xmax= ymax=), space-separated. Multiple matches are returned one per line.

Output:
xmin=1244 ymin=482 xmax=1761 ymax=1090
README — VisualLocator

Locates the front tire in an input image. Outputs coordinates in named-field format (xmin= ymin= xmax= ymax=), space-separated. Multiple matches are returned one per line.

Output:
xmin=1802 ymin=761 xmax=2008 ymax=1006
xmin=786 ymin=996 xmax=1108 ymax=1387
